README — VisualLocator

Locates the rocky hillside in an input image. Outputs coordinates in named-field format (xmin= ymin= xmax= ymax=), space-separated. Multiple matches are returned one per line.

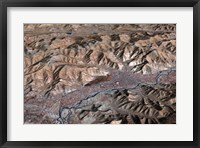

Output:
xmin=24 ymin=24 xmax=176 ymax=124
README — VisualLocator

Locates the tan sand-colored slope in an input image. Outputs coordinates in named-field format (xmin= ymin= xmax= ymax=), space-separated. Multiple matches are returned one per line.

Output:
xmin=24 ymin=24 xmax=176 ymax=124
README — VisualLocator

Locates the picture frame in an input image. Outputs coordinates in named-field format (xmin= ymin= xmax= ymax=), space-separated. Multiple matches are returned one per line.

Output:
xmin=0 ymin=0 xmax=199 ymax=147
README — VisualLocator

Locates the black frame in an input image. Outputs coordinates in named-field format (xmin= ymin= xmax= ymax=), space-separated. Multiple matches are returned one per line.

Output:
xmin=0 ymin=0 xmax=199 ymax=148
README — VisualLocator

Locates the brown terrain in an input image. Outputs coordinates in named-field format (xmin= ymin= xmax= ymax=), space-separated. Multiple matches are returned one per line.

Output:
xmin=24 ymin=24 xmax=176 ymax=124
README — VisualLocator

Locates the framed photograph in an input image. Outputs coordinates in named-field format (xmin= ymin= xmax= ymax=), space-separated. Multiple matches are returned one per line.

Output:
xmin=0 ymin=0 xmax=199 ymax=147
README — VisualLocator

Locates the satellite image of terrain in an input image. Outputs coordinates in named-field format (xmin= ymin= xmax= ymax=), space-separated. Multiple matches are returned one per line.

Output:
xmin=24 ymin=24 xmax=176 ymax=124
